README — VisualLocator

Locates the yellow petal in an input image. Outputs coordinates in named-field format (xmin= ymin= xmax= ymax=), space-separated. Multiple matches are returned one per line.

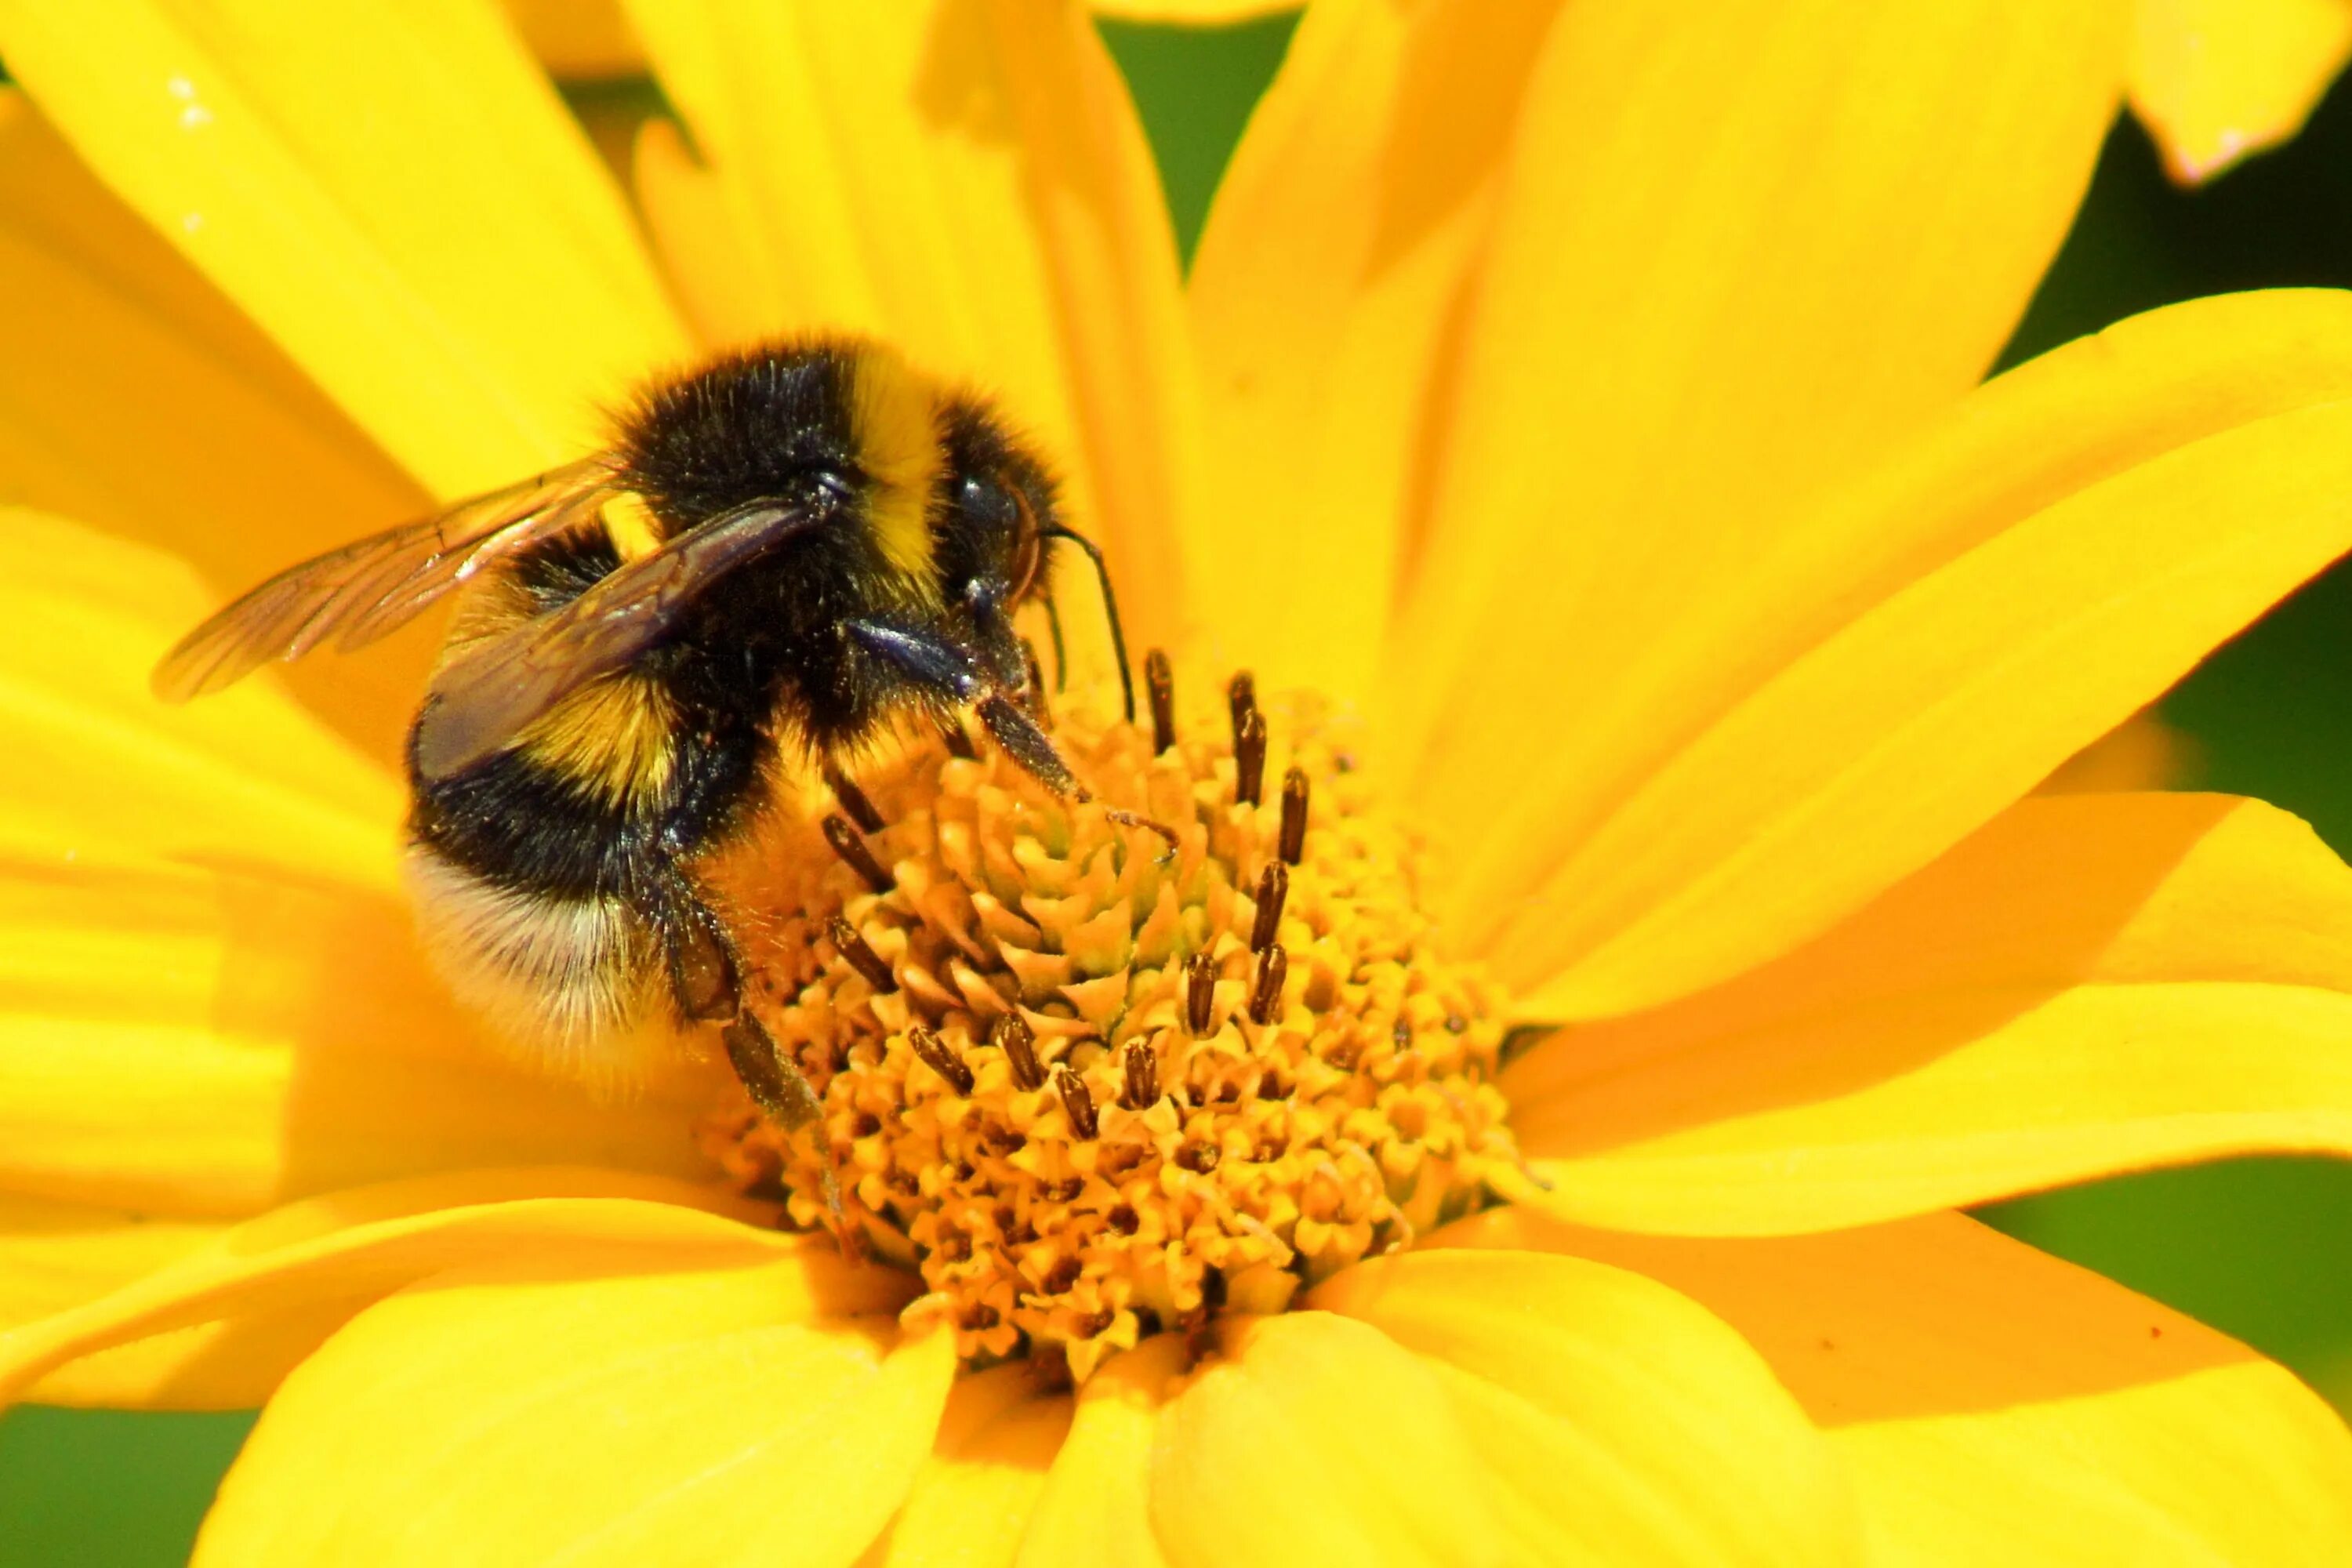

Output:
xmin=1152 ymin=1311 xmax=1505 ymax=1568
xmin=194 ymin=1250 xmax=952 ymax=1567
xmin=501 ymin=0 xmax=644 ymax=78
xmin=1015 ymin=1334 xmax=1184 ymax=1568
xmin=0 ymin=507 xmax=397 ymax=884
xmin=1502 ymin=792 xmax=2352 ymax=1235
xmin=1388 ymin=0 xmax=2129 ymax=931
xmin=0 ymin=1171 xmax=836 ymax=1408
xmin=1093 ymin=2 xmax=1298 ymax=20
xmin=2035 ymin=711 xmax=2194 ymax=794
xmin=1447 ymin=1208 xmax=2352 ymax=1565
xmin=0 ymin=0 xmax=690 ymax=499
xmin=1184 ymin=0 xmax=1564 ymax=699
xmin=2130 ymin=0 xmax=2352 ymax=183
xmin=0 ymin=1193 xmax=364 ymax=1410
xmin=875 ymin=1364 xmax=1073 ymax=1568
xmin=1309 ymin=1249 xmax=1857 ymax=1565
xmin=0 ymin=90 xmax=428 ymax=764
xmin=626 ymin=0 xmax=1194 ymax=649
xmin=1473 ymin=289 xmax=2352 ymax=1016
xmin=0 ymin=851 xmax=713 ymax=1219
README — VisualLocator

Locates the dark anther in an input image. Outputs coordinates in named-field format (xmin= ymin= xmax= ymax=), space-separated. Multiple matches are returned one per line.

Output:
xmin=822 ymin=815 xmax=894 ymax=894
xmin=1227 ymin=670 xmax=1257 ymax=750
xmin=1054 ymin=1065 xmax=1099 ymax=1139
xmin=1278 ymin=767 xmax=1310 ymax=866
xmin=1042 ymin=1254 xmax=1083 ymax=1294
xmin=1234 ymin=709 xmax=1269 ymax=807
xmin=1175 ymin=1141 xmax=1221 ymax=1174
xmin=824 ymin=769 xmax=884 ymax=834
xmin=1250 ymin=862 xmax=1288 ymax=953
xmin=826 ymin=914 xmax=898 ymax=995
xmin=1249 ymin=942 xmax=1287 ymax=1025
xmin=942 ymin=720 xmax=979 ymax=760
xmin=994 ymin=1012 xmax=1045 ymax=1091
xmin=1107 ymin=1203 xmax=1140 ymax=1235
xmin=1020 ymin=637 xmax=1054 ymax=728
xmin=1185 ymin=950 xmax=1218 ymax=1036
xmin=1120 ymin=1040 xmax=1160 ymax=1110
xmin=909 ymin=1025 xmax=976 ymax=1096
xmin=1145 ymin=648 xmax=1177 ymax=753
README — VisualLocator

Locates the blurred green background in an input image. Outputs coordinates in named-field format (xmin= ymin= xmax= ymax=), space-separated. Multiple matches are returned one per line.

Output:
xmin=10 ymin=12 xmax=2352 ymax=1563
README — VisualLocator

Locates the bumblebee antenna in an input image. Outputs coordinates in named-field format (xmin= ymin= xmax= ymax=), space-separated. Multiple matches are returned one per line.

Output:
xmin=1041 ymin=591 xmax=1070 ymax=693
xmin=1042 ymin=525 xmax=1135 ymax=723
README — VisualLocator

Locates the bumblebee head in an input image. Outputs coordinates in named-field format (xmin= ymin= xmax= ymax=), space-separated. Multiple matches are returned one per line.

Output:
xmin=935 ymin=400 xmax=1059 ymax=687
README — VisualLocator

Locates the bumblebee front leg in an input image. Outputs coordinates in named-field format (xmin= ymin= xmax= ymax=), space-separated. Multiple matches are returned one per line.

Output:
xmin=653 ymin=869 xmax=842 ymax=1224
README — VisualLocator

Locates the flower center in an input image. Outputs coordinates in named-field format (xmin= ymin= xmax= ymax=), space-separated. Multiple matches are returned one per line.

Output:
xmin=704 ymin=659 xmax=1519 ymax=1381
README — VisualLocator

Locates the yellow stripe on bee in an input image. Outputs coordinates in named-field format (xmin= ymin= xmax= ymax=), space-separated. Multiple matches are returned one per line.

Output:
xmin=601 ymin=491 xmax=664 ymax=563
xmin=848 ymin=343 xmax=944 ymax=597
xmin=517 ymin=674 xmax=676 ymax=806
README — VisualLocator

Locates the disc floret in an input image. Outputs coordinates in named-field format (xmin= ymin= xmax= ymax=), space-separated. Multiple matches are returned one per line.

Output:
xmin=707 ymin=666 xmax=1518 ymax=1381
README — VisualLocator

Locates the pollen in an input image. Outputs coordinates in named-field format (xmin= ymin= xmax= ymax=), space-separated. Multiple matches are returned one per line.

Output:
xmin=704 ymin=666 xmax=1519 ymax=1381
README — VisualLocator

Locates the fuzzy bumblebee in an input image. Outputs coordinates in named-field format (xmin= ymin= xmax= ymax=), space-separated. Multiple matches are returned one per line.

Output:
xmin=154 ymin=339 xmax=1134 ymax=1135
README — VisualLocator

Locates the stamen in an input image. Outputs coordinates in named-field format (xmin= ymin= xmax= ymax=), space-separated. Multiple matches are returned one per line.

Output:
xmin=1054 ymin=1065 xmax=1098 ymax=1139
xmin=826 ymin=914 xmax=898 ymax=995
xmin=1278 ymin=768 xmax=1310 ymax=866
xmin=1250 ymin=942 xmax=1287 ymax=1025
xmin=1120 ymin=1040 xmax=1160 ymax=1110
xmin=909 ymin=1025 xmax=976 ymax=1096
xmin=994 ymin=1012 xmax=1044 ymax=1091
xmin=1249 ymin=862 xmax=1288 ymax=953
xmin=942 ymin=721 xmax=979 ymax=760
xmin=825 ymin=771 xmax=884 ymax=836
xmin=1145 ymin=648 xmax=1176 ymax=754
xmin=822 ymin=815 xmax=894 ymax=894
xmin=1185 ymin=950 xmax=1218 ymax=1035
xmin=1235 ymin=710 xmax=1269 ymax=807
xmin=1227 ymin=670 xmax=1257 ymax=750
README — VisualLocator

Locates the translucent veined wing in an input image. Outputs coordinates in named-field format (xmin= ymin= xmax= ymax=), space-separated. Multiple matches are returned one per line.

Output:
xmin=412 ymin=495 xmax=833 ymax=781
xmin=151 ymin=457 xmax=622 ymax=702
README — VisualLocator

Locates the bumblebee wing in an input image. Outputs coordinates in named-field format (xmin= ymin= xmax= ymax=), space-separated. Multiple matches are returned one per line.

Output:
xmin=412 ymin=497 xmax=829 ymax=782
xmin=151 ymin=458 xmax=621 ymax=703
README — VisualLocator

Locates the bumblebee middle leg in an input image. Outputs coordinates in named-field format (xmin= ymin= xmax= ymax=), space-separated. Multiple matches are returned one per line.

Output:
xmin=652 ymin=868 xmax=841 ymax=1221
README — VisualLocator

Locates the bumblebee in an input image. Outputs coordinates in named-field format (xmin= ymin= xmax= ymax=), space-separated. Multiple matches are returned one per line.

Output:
xmin=154 ymin=339 xmax=1134 ymax=1130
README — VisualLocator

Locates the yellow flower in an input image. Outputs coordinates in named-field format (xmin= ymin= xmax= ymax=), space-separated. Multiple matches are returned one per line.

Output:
xmin=6 ymin=0 xmax=2352 ymax=1562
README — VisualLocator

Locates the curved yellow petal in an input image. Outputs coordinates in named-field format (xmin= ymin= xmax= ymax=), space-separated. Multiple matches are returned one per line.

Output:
xmin=1182 ymin=0 xmax=1562 ymax=698
xmin=874 ymin=1364 xmax=1073 ymax=1568
xmin=1014 ymin=1334 xmax=1184 ymax=1568
xmin=1505 ymin=792 xmax=2352 ymax=1236
xmin=0 ymin=0 xmax=689 ymax=499
xmin=0 ymin=508 xmax=397 ymax=884
xmin=0 ymin=90 xmax=428 ymax=763
xmin=1471 ymin=289 xmax=2352 ymax=1017
xmin=194 ymin=1253 xmax=952 ymax=1568
xmin=1151 ymin=1311 xmax=1505 ymax=1568
xmin=1389 ymin=0 xmax=2129 ymax=907
xmin=1309 ymin=1250 xmax=1857 ymax=1565
xmin=0 ymin=851 xmax=715 ymax=1220
xmin=0 ymin=1172 xmax=837 ymax=1408
xmin=626 ymin=0 xmax=1193 ymax=648
xmin=2130 ymin=0 xmax=2352 ymax=183
xmin=1447 ymin=1208 xmax=2352 ymax=1566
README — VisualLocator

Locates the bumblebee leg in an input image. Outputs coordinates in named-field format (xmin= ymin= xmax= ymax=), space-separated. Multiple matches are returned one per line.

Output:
xmin=975 ymin=692 xmax=1180 ymax=862
xmin=656 ymin=872 xmax=845 ymax=1229
xmin=819 ymin=758 xmax=885 ymax=833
